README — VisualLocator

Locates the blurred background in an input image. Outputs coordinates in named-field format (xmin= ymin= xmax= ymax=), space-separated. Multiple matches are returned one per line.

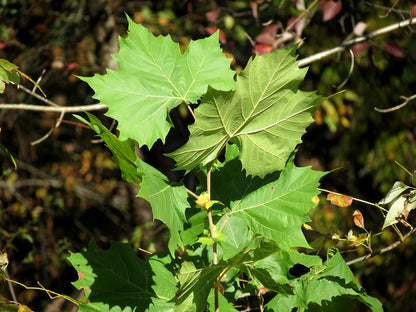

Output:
xmin=0 ymin=0 xmax=416 ymax=311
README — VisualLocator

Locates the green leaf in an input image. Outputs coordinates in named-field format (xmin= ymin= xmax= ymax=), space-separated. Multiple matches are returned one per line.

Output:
xmin=74 ymin=113 xmax=140 ymax=185
xmin=0 ymin=59 xmax=45 ymax=95
xmin=78 ymin=302 xmax=134 ymax=312
xmin=0 ymin=142 xmax=16 ymax=170
xmin=79 ymin=15 xmax=235 ymax=148
xmin=0 ymin=59 xmax=19 ymax=93
xmin=136 ymin=157 xmax=189 ymax=254
xmin=207 ymin=291 xmax=238 ymax=312
xmin=180 ymin=210 xmax=207 ymax=246
xmin=230 ymin=159 xmax=325 ymax=249
xmin=380 ymin=187 xmax=416 ymax=230
xmin=251 ymin=249 xmax=322 ymax=292
xmin=68 ymin=241 xmax=178 ymax=311
xmin=75 ymin=112 xmax=189 ymax=255
xmin=265 ymin=249 xmax=383 ymax=312
xmin=217 ymin=215 xmax=251 ymax=260
xmin=168 ymin=46 xmax=323 ymax=177
xmin=174 ymin=260 xmax=224 ymax=312
xmin=378 ymin=181 xmax=411 ymax=205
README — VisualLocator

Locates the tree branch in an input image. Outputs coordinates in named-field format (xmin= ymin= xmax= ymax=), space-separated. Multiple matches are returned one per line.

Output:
xmin=0 ymin=103 xmax=107 ymax=112
xmin=298 ymin=17 xmax=416 ymax=68
xmin=346 ymin=226 xmax=416 ymax=266
xmin=374 ymin=94 xmax=416 ymax=113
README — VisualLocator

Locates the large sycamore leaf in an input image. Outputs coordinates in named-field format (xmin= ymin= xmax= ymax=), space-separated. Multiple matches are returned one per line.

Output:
xmin=75 ymin=113 xmax=189 ymax=255
xmin=265 ymin=249 xmax=383 ymax=312
xmin=67 ymin=241 xmax=177 ymax=311
xmin=79 ymin=16 xmax=235 ymax=148
xmin=215 ymin=158 xmax=325 ymax=249
xmin=169 ymin=46 xmax=323 ymax=177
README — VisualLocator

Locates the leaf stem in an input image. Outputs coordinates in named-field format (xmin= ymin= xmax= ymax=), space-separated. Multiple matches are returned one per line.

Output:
xmin=186 ymin=188 xmax=199 ymax=199
xmin=206 ymin=164 xmax=219 ymax=312
xmin=5 ymin=277 xmax=79 ymax=305
xmin=318 ymin=188 xmax=388 ymax=212
xmin=347 ymin=227 xmax=416 ymax=265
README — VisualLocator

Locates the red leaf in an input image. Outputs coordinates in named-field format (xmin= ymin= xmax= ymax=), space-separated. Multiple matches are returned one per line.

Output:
xmin=66 ymin=62 xmax=78 ymax=71
xmin=352 ymin=41 xmax=371 ymax=57
xmin=411 ymin=5 xmax=416 ymax=17
xmin=327 ymin=193 xmax=353 ymax=207
xmin=206 ymin=9 xmax=221 ymax=22
xmin=254 ymin=44 xmax=273 ymax=55
xmin=321 ymin=0 xmax=342 ymax=22
xmin=0 ymin=42 xmax=6 ymax=50
xmin=383 ymin=41 xmax=405 ymax=58
xmin=255 ymin=24 xmax=279 ymax=45
xmin=205 ymin=27 xmax=227 ymax=44
xmin=352 ymin=210 xmax=365 ymax=229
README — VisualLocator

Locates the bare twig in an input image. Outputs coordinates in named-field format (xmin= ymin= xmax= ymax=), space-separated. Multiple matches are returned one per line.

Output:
xmin=347 ymin=227 xmax=416 ymax=265
xmin=298 ymin=17 xmax=416 ymax=68
xmin=29 ymin=69 xmax=46 ymax=101
xmin=0 ymin=19 xmax=413 ymax=115
xmin=18 ymin=85 xmax=60 ymax=107
xmin=374 ymin=94 xmax=416 ymax=113
xmin=0 ymin=103 xmax=107 ymax=112
xmin=31 ymin=110 xmax=65 ymax=145
xmin=337 ymin=49 xmax=354 ymax=89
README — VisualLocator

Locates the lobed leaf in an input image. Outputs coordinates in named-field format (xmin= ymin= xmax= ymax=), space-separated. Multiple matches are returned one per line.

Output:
xmin=229 ymin=159 xmax=325 ymax=249
xmin=265 ymin=249 xmax=383 ymax=312
xmin=169 ymin=46 xmax=322 ymax=177
xmin=174 ymin=261 xmax=224 ymax=312
xmin=75 ymin=112 xmax=189 ymax=255
xmin=79 ymin=15 xmax=235 ymax=148
xmin=68 ymin=241 xmax=177 ymax=312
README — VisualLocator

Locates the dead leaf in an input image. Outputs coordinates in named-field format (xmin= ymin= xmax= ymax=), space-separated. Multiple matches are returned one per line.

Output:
xmin=327 ymin=193 xmax=353 ymax=207
xmin=352 ymin=209 xmax=365 ymax=229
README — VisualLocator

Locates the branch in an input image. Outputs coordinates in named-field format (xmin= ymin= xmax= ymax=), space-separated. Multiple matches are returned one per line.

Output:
xmin=374 ymin=94 xmax=416 ymax=113
xmin=0 ymin=103 xmax=107 ymax=112
xmin=298 ymin=17 xmax=416 ymax=67
xmin=346 ymin=226 xmax=416 ymax=266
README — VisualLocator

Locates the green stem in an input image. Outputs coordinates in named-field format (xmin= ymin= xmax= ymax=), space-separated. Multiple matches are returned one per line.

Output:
xmin=206 ymin=164 xmax=219 ymax=312
xmin=318 ymin=188 xmax=388 ymax=212
xmin=6 ymin=278 xmax=79 ymax=305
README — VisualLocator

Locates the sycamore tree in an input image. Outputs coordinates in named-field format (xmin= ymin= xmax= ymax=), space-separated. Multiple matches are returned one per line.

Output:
xmin=1 ymin=1 xmax=416 ymax=311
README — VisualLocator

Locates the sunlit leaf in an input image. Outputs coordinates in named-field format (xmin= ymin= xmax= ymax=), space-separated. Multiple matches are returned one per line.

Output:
xmin=382 ymin=190 xmax=416 ymax=229
xmin=80 ymin=16 xmax=235 ymax=148
xmin=378 ymin=181 xmax=411 ymax=205
xmin=75 ymin=112 xmax=189 ymax=255
xmin=169 ymin=46 xmax=322 ymax=178
xmin=265 ymin=249 xmax=383 ymax=312
xmin=229 ymin=159 xmax=325 ymax=249
xmin=0 ymin=59 xmax=45 ymax=95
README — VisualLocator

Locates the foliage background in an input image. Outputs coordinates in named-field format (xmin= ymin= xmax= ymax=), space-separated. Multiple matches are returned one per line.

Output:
xmin=0 ymin=0 xmax=416 ymax=311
